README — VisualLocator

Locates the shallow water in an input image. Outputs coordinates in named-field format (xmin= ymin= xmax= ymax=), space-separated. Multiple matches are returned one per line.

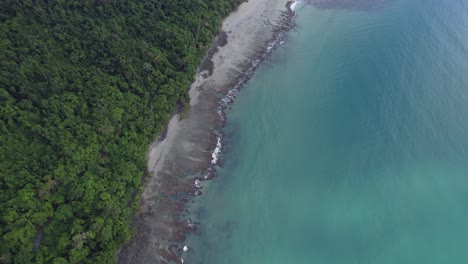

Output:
xmin=186 ymin=1 xmax=468 ymax=263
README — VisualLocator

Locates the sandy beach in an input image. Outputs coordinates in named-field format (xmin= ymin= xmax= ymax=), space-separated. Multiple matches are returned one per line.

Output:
xmin=117 ymin=0 xmax=294 ymax=263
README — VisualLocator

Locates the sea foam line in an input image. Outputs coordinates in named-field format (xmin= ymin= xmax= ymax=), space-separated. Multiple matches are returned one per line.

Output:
xmin=211 ymin=137 xmax=222 ymax=165
xmin=187 ymin=7 xmax=297 ymax=264
xmin=196 ymin=15 xmax=294 ymax=187
xmin=208 ymin=11 xmax=295 ymax=169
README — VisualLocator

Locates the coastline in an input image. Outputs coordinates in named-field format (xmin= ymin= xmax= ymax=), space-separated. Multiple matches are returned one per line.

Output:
xmin=117 ymin=1 xmax=296 ymax=263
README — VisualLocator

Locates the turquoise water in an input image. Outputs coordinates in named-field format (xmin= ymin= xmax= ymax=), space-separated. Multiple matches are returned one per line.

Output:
xmin=186 ymin=1 xmax=468 ymax=263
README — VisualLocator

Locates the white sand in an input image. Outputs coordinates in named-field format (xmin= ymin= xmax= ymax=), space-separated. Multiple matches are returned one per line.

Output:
xmin=146 ymin=116 xmax=181 ymax=175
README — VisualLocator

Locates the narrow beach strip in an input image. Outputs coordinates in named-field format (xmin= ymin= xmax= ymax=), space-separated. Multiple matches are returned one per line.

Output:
xmin=117 ymin=1 xmax=296 ymax=263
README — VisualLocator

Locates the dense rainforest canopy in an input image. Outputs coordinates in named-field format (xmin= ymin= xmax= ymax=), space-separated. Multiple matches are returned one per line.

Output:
xmin=0 ymin=0 xmax=242 ymax=263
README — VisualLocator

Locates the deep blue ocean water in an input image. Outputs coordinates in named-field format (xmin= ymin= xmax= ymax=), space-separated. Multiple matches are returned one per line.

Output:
xmin=186 ymin=1 xmax=468 ymax=263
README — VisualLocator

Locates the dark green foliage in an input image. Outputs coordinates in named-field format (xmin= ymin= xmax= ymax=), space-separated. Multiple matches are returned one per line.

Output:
xmin=0 ymin=0 xmax=242 ymax=263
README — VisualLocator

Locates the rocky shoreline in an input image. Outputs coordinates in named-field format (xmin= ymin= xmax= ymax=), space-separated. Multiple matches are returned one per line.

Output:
xmin=117 ymin=1 xmax=297 ymax=263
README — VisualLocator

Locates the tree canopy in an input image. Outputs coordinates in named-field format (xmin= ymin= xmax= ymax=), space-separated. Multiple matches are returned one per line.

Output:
xmin=0 ymin=0 xmax=242 ymax=263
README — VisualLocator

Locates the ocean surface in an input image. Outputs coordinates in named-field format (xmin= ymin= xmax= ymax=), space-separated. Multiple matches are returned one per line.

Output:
xmin=186 ymin=0 xmax=468 ymax=263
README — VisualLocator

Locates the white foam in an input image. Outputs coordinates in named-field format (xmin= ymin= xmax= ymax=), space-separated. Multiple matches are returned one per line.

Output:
xmin=194 ymin=179 xmax=201 ymax=188
xmin=290 ymin=1 xmax=300 ymax=11
xmin=186 ymin=219 xmax=195 ymax=228
xmin=211 ymin=136 xmax=222 ymax=165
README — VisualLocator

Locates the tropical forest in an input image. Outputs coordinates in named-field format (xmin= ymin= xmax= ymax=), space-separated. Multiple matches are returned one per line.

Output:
xmin=0 ymin=0 xmax=242 ymax=263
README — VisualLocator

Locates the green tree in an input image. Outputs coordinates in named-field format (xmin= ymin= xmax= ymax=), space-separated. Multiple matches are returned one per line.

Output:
xmin=0 ymin=0 xmax=243 ymax=262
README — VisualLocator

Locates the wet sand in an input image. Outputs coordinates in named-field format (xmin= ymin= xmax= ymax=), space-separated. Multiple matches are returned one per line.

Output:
xmin=117 ymin=1 xmax=295 ymax=263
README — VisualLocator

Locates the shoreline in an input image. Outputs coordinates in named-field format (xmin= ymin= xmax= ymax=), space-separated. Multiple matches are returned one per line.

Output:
xmin=117 ymin=1 xmax=296 ymax=263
